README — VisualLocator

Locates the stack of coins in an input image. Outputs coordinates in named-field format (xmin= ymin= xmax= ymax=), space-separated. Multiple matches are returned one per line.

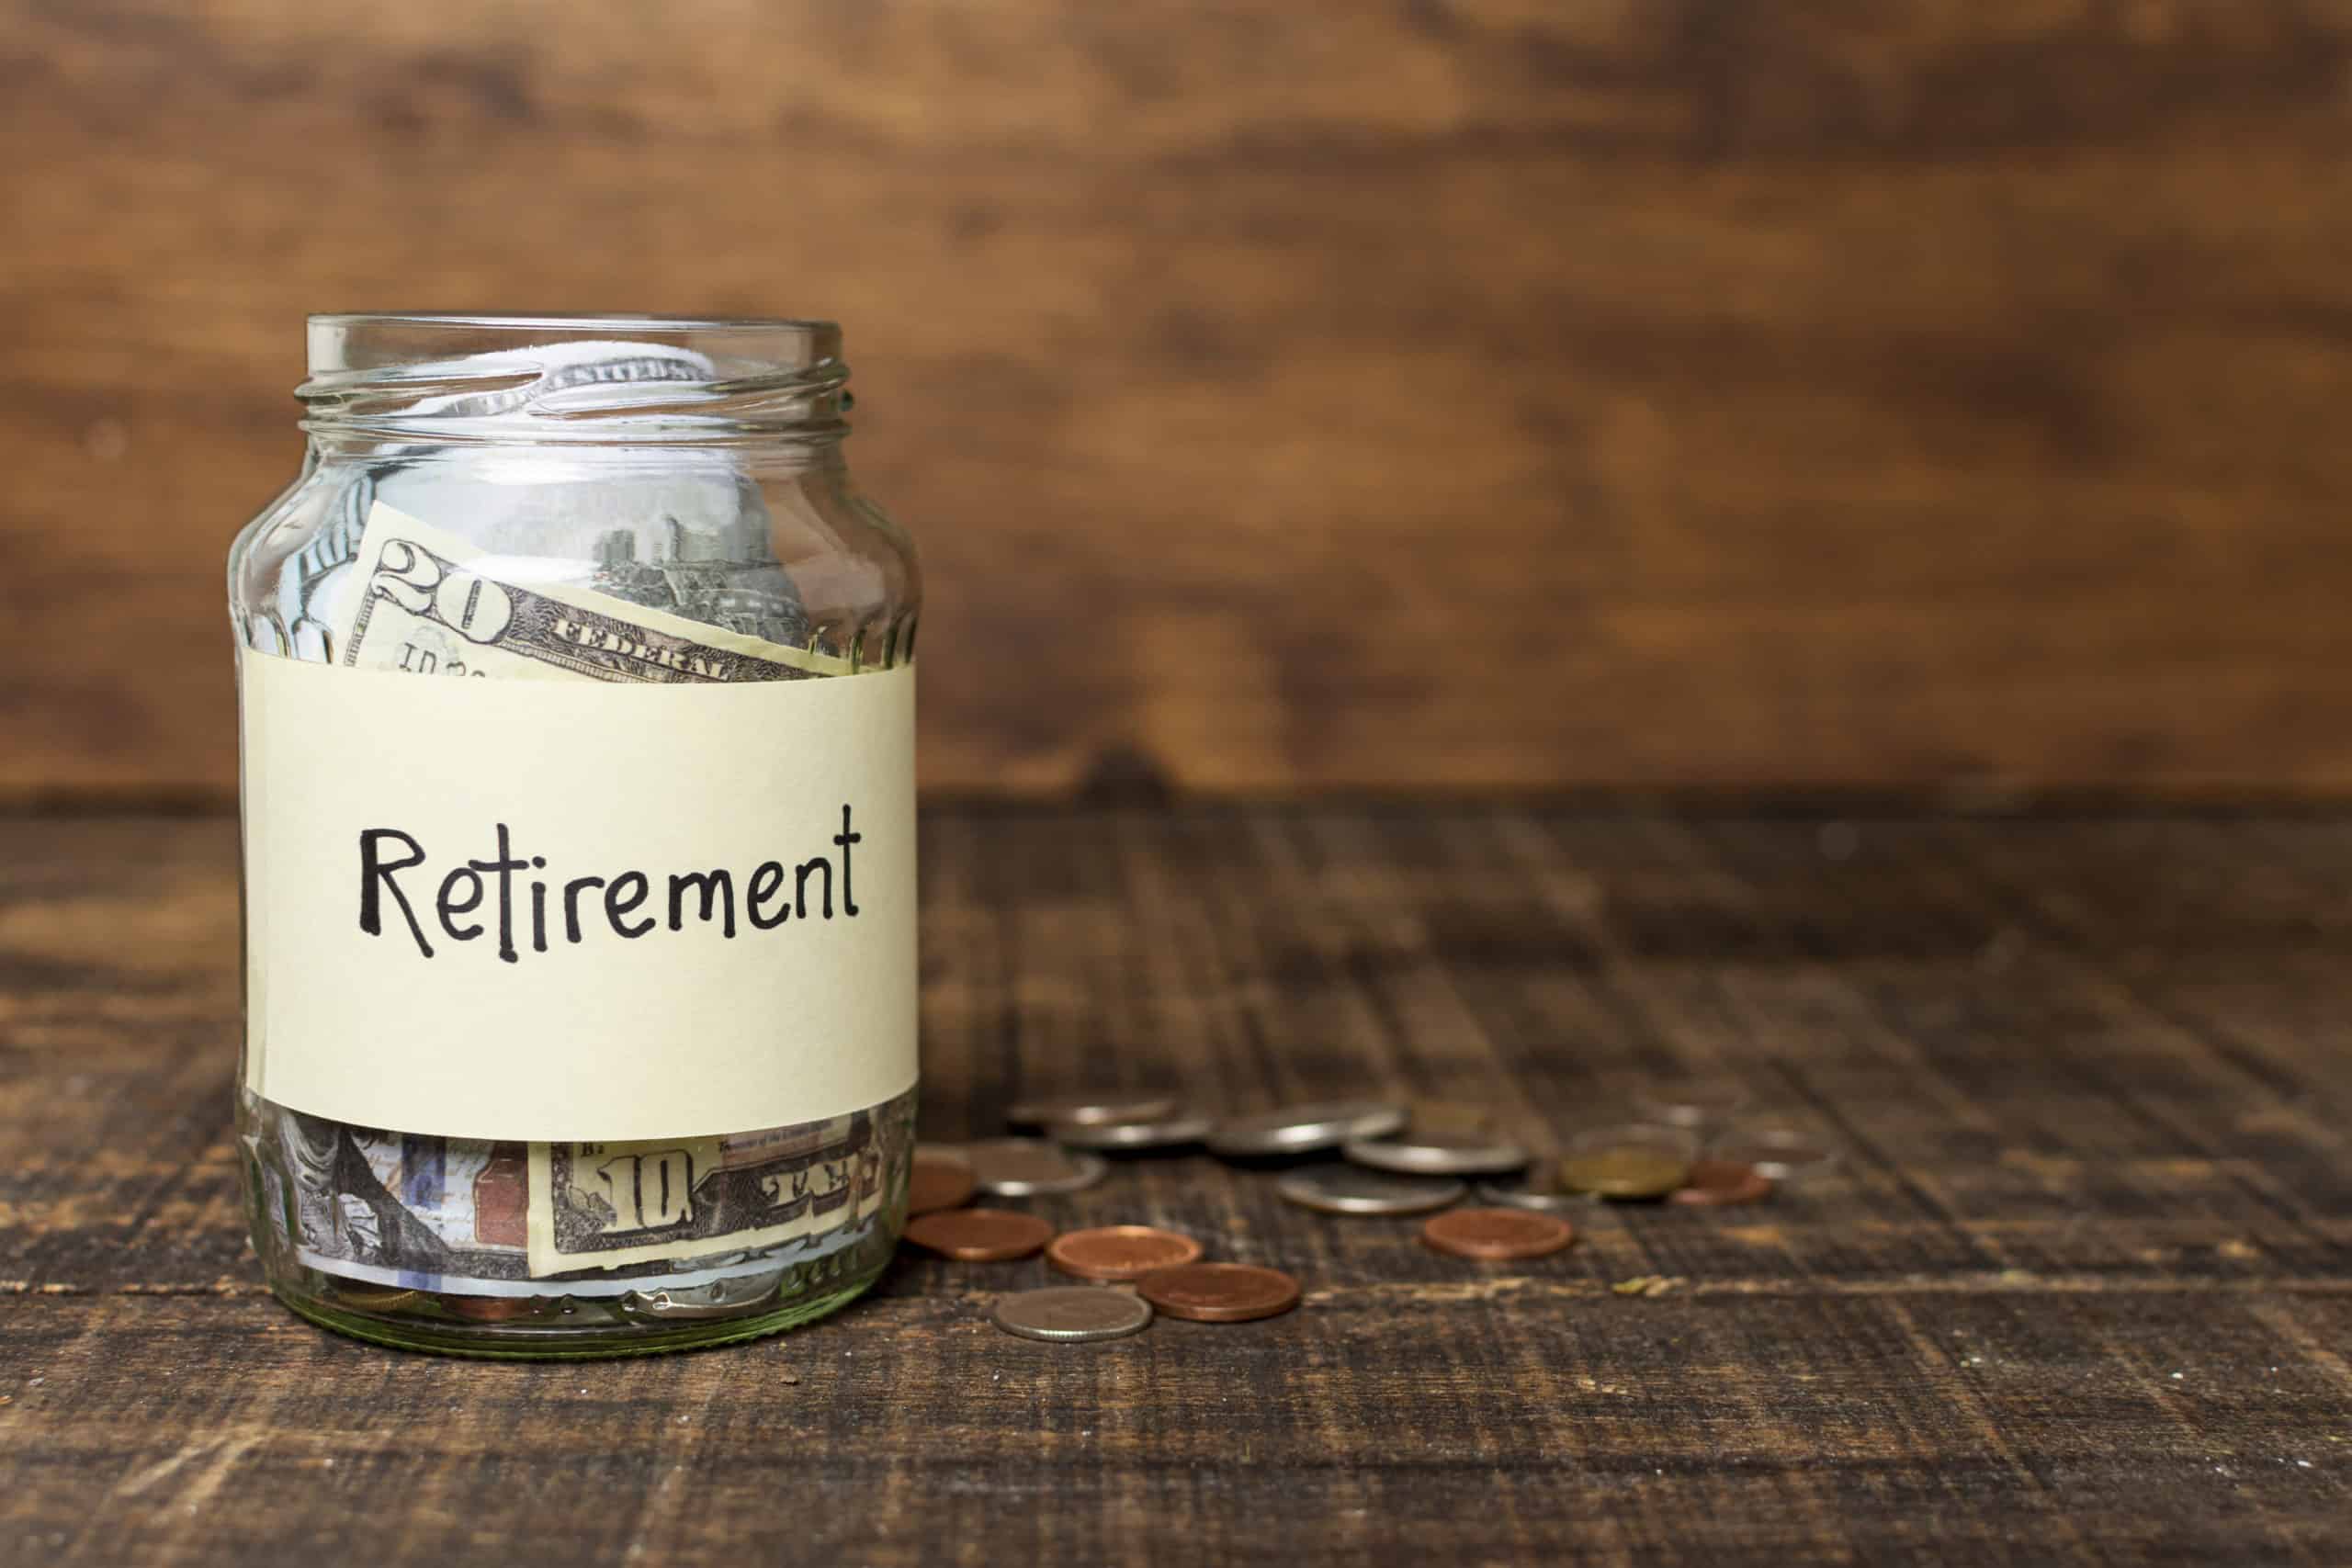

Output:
xmin=902 ymin=1088 xmax=1838 ymax=1342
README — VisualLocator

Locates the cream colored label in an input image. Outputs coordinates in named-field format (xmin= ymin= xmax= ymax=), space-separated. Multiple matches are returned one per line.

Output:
xmin=239 ymin=653 xmax=916 ymax=1142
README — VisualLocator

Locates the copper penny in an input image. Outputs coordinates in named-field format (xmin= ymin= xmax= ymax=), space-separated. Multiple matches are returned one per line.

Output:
xmin=907 ymin=1146 xmax=978 ymax=1216
xmin=1669 ymin=1158 xmax=1774 ymax=1207
xmin=901 ymin=1208 xmax=1057 ymax=1262
xmin=1420 ymin=1207 xmax=1575 ymax=1260
xmin=1136 ymin=1262 xmax=1302 ymax=1323
xmin=1046 ymin=1224 xmax=1204 ymax=1281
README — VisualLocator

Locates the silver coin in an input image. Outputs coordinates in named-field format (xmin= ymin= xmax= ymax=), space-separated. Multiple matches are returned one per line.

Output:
xmin=1005 ymin=1092 xmax=1182 ymax=1130
xmin=1344 ymin=1129 xmax=1530 ymax=1177
xmin=1051 ymin=1112 xmax=1212 ymax=1152
xmin=1634 ymin=1083 xmax=1752 ymax=1131
xmin=990 ymin=1286 xmax=1155 ymax=1343
xmin=1710 ymin=1126 xmax=1838 ymax=1181
xmin=1208 ymin=1100 xmax=1408 ymax=1157
xmin=1277 ymin=1166 xmax=1466 ymax=1216
xmin=1476 ymin=1178 xmax=1603 ymax=1214
xmin=964 ymin=1138 xmax=1109 ymax=1196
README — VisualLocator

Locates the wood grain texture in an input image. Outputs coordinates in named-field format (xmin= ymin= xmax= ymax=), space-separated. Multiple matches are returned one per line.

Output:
xmin=3 ymin=807 xmax=2350 ymax=1564
xmin=6 ymin=2 xmax=2352 ymax=797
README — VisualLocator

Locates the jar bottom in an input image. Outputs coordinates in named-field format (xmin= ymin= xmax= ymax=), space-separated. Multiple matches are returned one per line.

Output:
xmin=265 ymin=1228 xmax=898 ymax=1359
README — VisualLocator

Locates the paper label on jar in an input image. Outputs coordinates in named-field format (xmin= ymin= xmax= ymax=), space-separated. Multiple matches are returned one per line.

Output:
xmin=238 ymin=650 xmax=917 ymax=1143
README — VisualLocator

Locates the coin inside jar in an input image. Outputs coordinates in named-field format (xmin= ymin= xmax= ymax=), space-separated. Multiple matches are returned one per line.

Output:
xmin=1343 ymin=1128 xmax=1530 ymax=1178
xmin=1277 ymin=1165 xmax=1466 ymax=1216
xmin=901 ymin=1208 xmax=1057 ymax=1261
xmin=1669 ymin=1157 xmax=1774 ymax=1206
xmin=908 ymin=1145 xmax=979 ymax=1215
xmin=1050 ymin=1112 xmax=1213 ymax=1152
xmin=1207 ymin=1100 xmax=1408 ymax=1158
xmin=963 ymin=1138 xmax=1108 ymax=1197
xmin=1136 ymin=1262 xmax=1303 ymax=1323
xmin=1004 ymin=1092 xmax=1182 ymax=1130
xmin=1046 ymin=1224 xmax=1205 ymax=1281
xmin=1420 ymin=1207 xmax=1575 ymax=1260
xmin=990 ymin=1286 xmax=1156 ymax=1344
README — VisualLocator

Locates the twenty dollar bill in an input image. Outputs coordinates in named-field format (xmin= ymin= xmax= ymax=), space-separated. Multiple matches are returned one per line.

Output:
xmin=332 ymin=501 xmax=853 ymax=681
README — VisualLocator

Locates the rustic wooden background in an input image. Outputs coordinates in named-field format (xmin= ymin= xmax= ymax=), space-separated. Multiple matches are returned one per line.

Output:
xmin=8 ymin=1 xmax=2352 ymax=800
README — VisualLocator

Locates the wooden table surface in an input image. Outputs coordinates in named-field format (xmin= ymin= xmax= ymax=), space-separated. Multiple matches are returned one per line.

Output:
xmin=4 ymin=807 xmax=2348 ymax=1565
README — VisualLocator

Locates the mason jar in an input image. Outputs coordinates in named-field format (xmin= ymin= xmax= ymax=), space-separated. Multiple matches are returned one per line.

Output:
xmin=227 ymin=314 xmax=920 ymax=1356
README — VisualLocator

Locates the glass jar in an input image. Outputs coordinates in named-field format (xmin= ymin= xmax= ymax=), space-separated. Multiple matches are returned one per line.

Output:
xmin=227 ymin=314 xmax=921 ymax=1356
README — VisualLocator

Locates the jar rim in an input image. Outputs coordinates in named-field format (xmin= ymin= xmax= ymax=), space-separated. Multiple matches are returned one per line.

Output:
xmin=300 ymin=314 xmax=850 ymax=447
xmin=308 ymin=311 xmax=839 ymax=333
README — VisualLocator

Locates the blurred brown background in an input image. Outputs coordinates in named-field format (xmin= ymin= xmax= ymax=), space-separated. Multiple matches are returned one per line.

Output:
xmin=6 ymin=0 xmax=2351 ymax=801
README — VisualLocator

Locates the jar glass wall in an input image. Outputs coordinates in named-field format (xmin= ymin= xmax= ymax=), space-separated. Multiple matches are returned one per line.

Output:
xmin=228 ymin=315 xmax=921 ymax=1356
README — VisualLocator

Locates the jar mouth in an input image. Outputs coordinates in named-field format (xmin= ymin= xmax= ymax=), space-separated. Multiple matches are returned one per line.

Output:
xmin=300 ymin=313 xmax=848 ymax=447
xmin=308 ymin=310 xmax=839 ymax=335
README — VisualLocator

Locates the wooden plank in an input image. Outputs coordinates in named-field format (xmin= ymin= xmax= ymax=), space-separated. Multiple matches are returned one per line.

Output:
xmin=9 ymin=4 xmax=2352 ymax=797
xmin=3 ymin=809 xmax=2350 ymax=1563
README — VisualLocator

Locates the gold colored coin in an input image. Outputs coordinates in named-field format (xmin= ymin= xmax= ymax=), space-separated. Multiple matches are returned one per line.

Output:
xmin=1556 ymin=1147 xmax=1691 ymax=1200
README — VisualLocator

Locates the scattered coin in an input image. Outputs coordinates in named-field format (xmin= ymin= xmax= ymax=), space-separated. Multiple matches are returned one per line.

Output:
xmin=1557 ymin=1146 xmax=1692 ymax=1200
xmin=1277 ymin=1165 xmax=1467 ymax=1216
xmin=1554 ymin=1126 xmax=1698 ymax=1200
xmin=908 ymin=1145 xmax=979 ymax=1215
xmin=1046 ymin=1224 xmax=1205 ymax=1281
xmin=1420 ymin=1207 xmax=1576 ymax=1260
xmin=902 ymin=1208 xmax=1057 ymax=1261
xmin=1710 ymin=1126 xmax=1837 ymax=1181
xmin=1634 ymin=1083 xmax=1752 ymax=1130
xmin=1004 ymin=1092 xmax=1182 ymax=1130
xmin=1476 ymin=1183 xmax=1596 ymax=1214
xmin=964 ymin=1138 xmax=1108 ymax=1197
xmin=1475 ymin=1158 xmax=1601 ymax=1214
xmin=1669 ymin=1158 xmax=1774 ymax=1207
xmin=990 ymin=1286 xmax=1156 ymax=1344
xmin=1137 ymin=1262 xmax=1303 ymax=1323
xmin=1051 ymin=1112 xmax=1213 ymax=1152
xmin=1208 ymin=1100 xmax=1407 ymax=1158
xmin=1344 ymin=1129 xmax=1530 ymax=1177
